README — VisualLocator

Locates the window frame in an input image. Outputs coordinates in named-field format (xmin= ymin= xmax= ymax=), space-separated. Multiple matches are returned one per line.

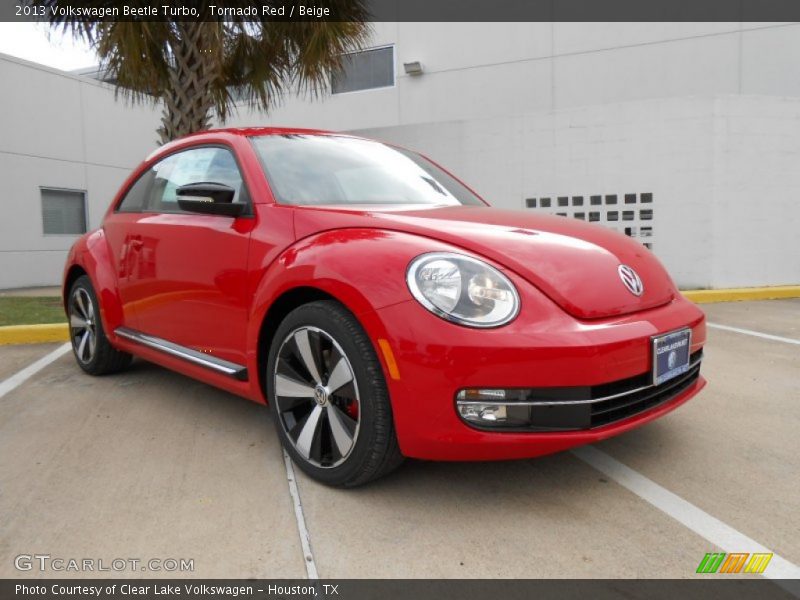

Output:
xmin=330 ymin=44 xmax=396 ymax=96
xmin=113 ymin=143 xmax=254 ymax=218
xmin=40 ymin=186 xmax=89 ymax=237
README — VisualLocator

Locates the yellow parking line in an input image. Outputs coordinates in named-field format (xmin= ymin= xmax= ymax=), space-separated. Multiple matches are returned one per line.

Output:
xmin=681 ymin=286 xmax=800 ymax=303
xmin=0 ymin=324 xmax=69 ymax=346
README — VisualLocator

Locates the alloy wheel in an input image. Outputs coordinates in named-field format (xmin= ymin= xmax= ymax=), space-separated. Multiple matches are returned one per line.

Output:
xmin=69 ymin=287 xmax=97 ymax=364
xmin=273 ymin=326 xmax=361 ymax=468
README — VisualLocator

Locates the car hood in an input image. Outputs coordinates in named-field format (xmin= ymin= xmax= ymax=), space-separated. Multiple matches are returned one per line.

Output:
xmin=293 ymin=204 xmax=677 ymax=320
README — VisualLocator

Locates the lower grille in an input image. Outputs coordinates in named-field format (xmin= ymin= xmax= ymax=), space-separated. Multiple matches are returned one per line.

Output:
xmin=458 ymin=350 xmax=703 ymax=432
xmin=589 ymin=354 xmax=702 ymax=427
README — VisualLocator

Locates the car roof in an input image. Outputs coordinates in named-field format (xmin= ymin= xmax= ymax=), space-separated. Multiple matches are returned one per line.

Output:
xmin=149 ymin=126 xmax=357 ymax=162
xmin=183 ymin=126 xmax=338 ymax=138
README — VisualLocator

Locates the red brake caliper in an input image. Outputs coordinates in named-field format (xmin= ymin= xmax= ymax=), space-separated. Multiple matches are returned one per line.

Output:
xmin=345 ymin=399 xmax=359 ymax=420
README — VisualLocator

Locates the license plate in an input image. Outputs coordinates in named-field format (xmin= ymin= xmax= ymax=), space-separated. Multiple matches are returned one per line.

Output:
xmin=652 ymin=328 xmax=692 ymax=385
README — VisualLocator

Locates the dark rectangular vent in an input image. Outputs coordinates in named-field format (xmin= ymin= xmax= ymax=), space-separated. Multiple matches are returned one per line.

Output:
xmin=523 ymin=192 xmax=656 ymax=250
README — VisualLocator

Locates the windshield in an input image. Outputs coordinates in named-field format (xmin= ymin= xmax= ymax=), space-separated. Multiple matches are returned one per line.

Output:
xmin=250 ymin=134 xmax=484 ymax=207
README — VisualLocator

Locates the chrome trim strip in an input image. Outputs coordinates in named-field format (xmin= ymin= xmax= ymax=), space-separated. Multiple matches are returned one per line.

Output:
xmin=456 ymin=357 xmax=702 ymax=407
xmin=115 ymin=327 xmax=248 ymax=381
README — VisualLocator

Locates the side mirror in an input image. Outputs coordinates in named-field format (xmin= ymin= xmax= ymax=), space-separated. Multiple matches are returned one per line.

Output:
xmin=176 ymin=182 xmax=245 ymax=217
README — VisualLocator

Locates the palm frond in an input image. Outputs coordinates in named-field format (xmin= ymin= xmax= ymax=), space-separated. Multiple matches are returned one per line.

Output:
xmin=34 ymin=0 xmax=371 ymax=140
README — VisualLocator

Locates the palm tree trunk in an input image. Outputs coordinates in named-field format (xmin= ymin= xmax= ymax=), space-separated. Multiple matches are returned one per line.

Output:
xmin=158 ymin=23 xmax=219 ymax=144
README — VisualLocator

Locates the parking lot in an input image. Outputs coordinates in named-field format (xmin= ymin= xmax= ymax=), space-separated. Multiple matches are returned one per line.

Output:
xmin=0 ymin=299 xmax=797 ymax=580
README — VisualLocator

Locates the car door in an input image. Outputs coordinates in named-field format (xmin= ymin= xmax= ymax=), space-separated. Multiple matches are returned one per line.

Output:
xmin=116 ymin=146 xmax=255 ymax=367
xmin=103 ymin=167 xmax=156 ymax=330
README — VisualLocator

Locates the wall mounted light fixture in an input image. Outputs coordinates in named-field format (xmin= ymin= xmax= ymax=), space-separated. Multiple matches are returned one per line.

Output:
xmin=403 ymin=61 xmax=424 ymax=76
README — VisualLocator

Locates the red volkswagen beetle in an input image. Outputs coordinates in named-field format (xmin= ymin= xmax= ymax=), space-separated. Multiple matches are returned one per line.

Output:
xmin=63 ymin=128 xmax=706 ymax=486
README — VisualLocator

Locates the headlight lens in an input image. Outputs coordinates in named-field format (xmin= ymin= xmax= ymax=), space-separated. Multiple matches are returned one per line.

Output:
xmin=406 ymin=252 xmax=520 ymax=327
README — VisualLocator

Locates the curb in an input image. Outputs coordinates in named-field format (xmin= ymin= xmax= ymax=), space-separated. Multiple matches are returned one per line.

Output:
xmin=0 ymin=323 xmax=69 ymax=346
xmin=681 ymin=285 xmax=800 ymax=304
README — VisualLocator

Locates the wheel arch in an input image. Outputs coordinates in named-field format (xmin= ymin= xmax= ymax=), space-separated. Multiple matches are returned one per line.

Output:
xmin=63 ymin=264 xmax=88 ymax=311
xmin=247 ymin=228 xmax=462 ymax=404
xmin=255 ymin=286 xmax=339 ymax=401
xmin=62 ymin=229 xmax=125 ymax=337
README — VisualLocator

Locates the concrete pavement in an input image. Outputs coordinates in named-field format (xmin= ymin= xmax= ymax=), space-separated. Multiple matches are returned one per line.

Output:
xmin=0 ymin=355 xmax=304 ymax=578
xmin=0 ymin=300 xmax=797 ymax=579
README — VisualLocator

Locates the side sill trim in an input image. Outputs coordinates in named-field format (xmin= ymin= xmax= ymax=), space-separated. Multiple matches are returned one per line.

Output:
xmin=115 ymin=327 xmax=248 ymax=381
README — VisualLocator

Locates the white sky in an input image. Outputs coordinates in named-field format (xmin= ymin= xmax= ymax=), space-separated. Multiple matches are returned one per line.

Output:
xmin=0 ymin=23 xmax=98 ymax=71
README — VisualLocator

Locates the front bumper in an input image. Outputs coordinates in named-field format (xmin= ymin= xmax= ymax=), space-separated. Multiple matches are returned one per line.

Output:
xmin=372 ymin=288 xmax=706 ymax=461
xmin=455 ymin=348 xmax=702 ymax=431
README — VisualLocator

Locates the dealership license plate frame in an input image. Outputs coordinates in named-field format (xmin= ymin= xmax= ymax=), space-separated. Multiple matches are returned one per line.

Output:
xmin=651 ymin=328 xmax=692 ymax=386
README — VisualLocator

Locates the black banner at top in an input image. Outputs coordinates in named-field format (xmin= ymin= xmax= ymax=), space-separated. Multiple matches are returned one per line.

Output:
xmin=4 ymin=0 xmax=800 ymax=22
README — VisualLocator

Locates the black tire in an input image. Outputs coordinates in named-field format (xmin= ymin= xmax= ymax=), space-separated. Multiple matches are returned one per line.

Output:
xmin=266 ymin=300 xmax=404 ymax=487
xmin=68 ymin=275 xmax=132 ymax=376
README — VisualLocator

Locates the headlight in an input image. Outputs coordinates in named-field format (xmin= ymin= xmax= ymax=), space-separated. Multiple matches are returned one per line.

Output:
xmin=406 ymin=252 xmax=520 ymax=328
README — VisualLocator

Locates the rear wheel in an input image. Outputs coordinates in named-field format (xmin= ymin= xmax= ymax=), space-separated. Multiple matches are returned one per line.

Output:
xmin=266 ymin=300 xmax=403 ymax=487
xmin=68 ymin=275 xmax=132 ymax=375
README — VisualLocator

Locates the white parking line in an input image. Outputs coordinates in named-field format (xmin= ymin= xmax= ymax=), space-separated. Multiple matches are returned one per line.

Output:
xmin=0 ymin=343 xmax=71 ymax=399
xmin=572 ymin=446 xmax=800 ymax=590
xmin=282 ymin=449 xmax=319 ymax=580
xmin=708 ymin=322 xmax=800 ymax=346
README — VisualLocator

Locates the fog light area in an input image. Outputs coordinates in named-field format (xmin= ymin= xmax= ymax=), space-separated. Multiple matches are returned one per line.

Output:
xmin=455 ymin=388 xmax=593 ymax=430
xmin=457 ymin=403 xmax=508 ymax=423
xmin=456 ymin=388 xmax=536 ymax=428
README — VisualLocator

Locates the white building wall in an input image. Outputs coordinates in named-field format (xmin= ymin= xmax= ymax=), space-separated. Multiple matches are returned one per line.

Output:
xmin=2 ymin=22 xmax=800 ymax=289
xmin=234 ymin=23 xmax=800 ymax=129
xmin=710 ymin=95 xmax=800 ymax=287
xmin=0 ymin=54 xmax=160 ymax=289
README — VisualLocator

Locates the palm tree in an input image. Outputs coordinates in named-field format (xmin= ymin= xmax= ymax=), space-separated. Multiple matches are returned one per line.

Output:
xmin=40 ymin=2 xmax=370 ymax=143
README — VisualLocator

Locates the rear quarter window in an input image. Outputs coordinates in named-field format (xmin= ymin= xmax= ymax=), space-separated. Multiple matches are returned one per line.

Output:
xmin=117 ymin=170 xmax=155 ymax=212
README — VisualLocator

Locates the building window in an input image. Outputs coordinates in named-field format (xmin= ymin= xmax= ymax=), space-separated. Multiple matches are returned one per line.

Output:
xmin=41 ymin=188 xmax=87 ymax=235
xmin=331 ymin=46 xmax=394 ymax=94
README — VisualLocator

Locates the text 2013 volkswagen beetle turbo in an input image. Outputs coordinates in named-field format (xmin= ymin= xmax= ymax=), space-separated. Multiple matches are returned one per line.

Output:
xmin=63 ymin=127 xmax=706 ymax=487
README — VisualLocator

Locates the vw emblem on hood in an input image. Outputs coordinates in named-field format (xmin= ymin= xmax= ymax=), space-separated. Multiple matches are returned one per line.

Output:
xmin=618 ymin=265 xmax=644 ymax=297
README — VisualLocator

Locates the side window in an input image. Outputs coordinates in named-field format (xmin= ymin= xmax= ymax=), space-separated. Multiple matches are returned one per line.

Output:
xmin=148 ymin=147 xmax=247 ymax=213
xmin=117 ymin=170 xmax=155 ymax=213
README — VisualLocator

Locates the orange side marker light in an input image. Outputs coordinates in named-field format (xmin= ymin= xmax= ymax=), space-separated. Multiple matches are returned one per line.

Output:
xmin=377 ymin=338 xmax=401 ymax=380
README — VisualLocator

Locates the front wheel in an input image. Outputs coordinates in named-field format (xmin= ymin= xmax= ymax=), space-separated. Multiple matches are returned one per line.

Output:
xmin=266 ymin=300 xmax=403 ymax=487
xmin=68 ymin=275 xmax=132 ymax=375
